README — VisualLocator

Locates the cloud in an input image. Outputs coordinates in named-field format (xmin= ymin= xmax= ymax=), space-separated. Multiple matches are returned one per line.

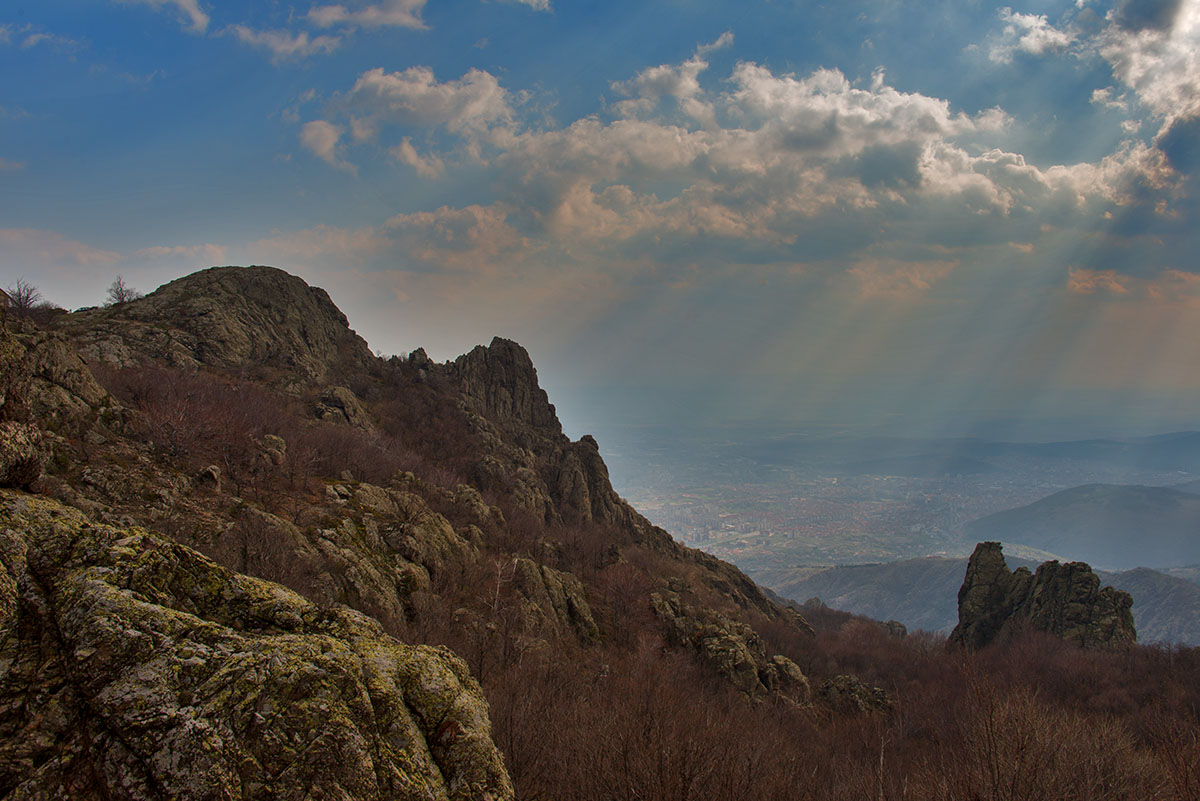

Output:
xmin=113 ymin=0 xmax=209 ymax=34
xmin=0 ymin=157 xmax=25 ymax=171
xmin=303 ymin=45 xmax=1183 ymax=304
xmin=345 ymin=66 xmax=513 ymax=135
xmin=225 ymin=25 xmax=341 ymax=62
xmin=300 ymin=120 xmax=357 ymax=173
xmin=988 ymin=7 xmax=1075 ymax=63
xmin=0 ymin=228 xmax=120 ymax=267
xmin=0 ymin=23 xmax=84 ymax=52
xmin=134 ymin=243 xmax=228 ymax=264
xmin=307 ymin=0 xmax=427 ymax=30
xmin=390 ymin=137 xmax=445 ymax=177
xmin=1068 ymin=266 xmax=1132 ymax=294
xmin=504 ymin=0 xmax=552 ymax=10
xmin=847 ymin=259 xmax=960 ymax=298
xmin=1097 ymin=0 xmax=1200 ymax=123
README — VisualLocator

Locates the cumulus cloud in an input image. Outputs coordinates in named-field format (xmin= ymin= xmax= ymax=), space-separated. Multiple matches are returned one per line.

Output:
xmin=308 ymin=0 xmax=427 ymax=30
xmin=345 ymin=66 xmax=513 ymax=135
xmin=300 ymin=120 xmax=356 ymax=173
xmin=989 ymin=7 xmax=1075 ymax=63
xmin=303 ymin=44 xmax=1182 ymax=297
xmin=113 ymin=0 xmax=209 ymax=34
xmin=225 ymin=25 xmax=340 ymax=62
xmin=1097 ymin=0 xmax=1200 ymax=123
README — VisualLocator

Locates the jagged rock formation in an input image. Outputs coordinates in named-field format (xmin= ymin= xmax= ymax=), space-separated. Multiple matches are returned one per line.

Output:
xmin=949 ymin=541 xmax=1136 ymax=650
xmin=59 ymin=265 xmax=374 ymax=384
xmin=0 ymin=491 xmax=513 ymax=800
xmin=651 ymin=589 xmax=810 ymax=701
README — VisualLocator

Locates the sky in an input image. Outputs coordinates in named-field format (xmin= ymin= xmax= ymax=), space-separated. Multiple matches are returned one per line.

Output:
xmin=2 ymin=0 xmax=1199 ymax=438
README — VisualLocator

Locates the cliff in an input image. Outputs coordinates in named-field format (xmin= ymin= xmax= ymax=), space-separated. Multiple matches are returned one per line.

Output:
xmin=948 ymin=541 xmax=1136 ymax=650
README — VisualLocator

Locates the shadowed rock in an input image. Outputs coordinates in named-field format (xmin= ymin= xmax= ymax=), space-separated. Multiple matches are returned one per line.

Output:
xmin=949 ymin=541 xmax=1136 ymax=650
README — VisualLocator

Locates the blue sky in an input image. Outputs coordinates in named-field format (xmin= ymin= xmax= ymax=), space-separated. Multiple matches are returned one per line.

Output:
xmin=3 ymin=0 xmax=1199 ymax=436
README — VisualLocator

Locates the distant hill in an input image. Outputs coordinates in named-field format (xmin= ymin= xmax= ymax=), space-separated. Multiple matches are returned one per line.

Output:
xmin=961 ymin=484 xmax=1200 ymax=569
xmin=757 ymin=556 xmax=1200 ymax=645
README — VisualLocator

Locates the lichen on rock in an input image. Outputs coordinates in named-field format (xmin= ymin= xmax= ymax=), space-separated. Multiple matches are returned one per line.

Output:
xmin=0 ymin=490 xmax=513 ymax=801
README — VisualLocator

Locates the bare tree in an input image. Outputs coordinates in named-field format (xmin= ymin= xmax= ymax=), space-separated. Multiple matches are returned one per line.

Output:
xmin=106 ymin=275 xmax=142 ymax=306
xmin=5 ymin=279 xmax=42 ymax=318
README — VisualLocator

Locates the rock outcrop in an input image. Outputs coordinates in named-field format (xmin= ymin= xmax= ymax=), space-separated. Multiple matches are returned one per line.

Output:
xmin=451 ymin=338 xmax=561 ymax=435
xmin=651 ymin=589 xmax=810 ymax=701
xmin=948 ymin=541 xmax=1136 ymax=650
xmin=817 ymin=675 xmax=893 ymax=715
xmin=0 ymin=491 xmax=513 ymax=800
xmin=58 ymin=265 xmax=374 ymax=384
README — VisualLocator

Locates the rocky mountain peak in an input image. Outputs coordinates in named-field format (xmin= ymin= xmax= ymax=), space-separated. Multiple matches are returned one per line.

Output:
xmin=949 ymin=542 xmax=1136 ymax=650
xmin=450 ymin=337 xmax=561 ymax=434
xmin=60 ymin=265 xmax=374 ymax=382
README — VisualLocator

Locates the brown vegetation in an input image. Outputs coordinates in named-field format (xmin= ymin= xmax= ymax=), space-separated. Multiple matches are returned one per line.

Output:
xmin=39 ymin=301 xmax=1200 ymax=801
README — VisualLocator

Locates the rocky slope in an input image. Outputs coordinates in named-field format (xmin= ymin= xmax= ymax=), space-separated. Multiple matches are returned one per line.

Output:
xmin=0 ymin=264 xmax=830 ymax=797
xmin=949 ymin=542 xmax=1136 ymax=650
xmin=0 ymin=491 xmax=511 ymax=801
xmin=57 ymin=265 xmax=375 ymax=385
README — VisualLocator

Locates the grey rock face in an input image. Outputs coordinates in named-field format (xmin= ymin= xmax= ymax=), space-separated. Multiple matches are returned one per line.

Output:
xmin=60 ymin=265 xmax=374 ymax=383
xmin=949 ymin=541 xmax=1137 ymax=650
xmin=0 ymin=491 xmax=514 ymax=801
xmin=451 ymin=338 xmax=561 ymax=434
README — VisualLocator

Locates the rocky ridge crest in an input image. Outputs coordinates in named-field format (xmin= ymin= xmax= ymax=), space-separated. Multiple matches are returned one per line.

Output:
xmin=59 ymin=265 xmax=374 ymax=384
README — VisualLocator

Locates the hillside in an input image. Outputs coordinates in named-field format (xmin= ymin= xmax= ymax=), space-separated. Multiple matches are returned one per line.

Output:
xmin=5 ymin=264 xmax=1200 ymax=800
xmin=961 ymin=483 xmax=1200 ymax=569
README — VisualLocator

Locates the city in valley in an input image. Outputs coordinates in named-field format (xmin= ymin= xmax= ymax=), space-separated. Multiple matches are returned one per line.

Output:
xmin=591 ymin=424 xmax=1200 ymax=572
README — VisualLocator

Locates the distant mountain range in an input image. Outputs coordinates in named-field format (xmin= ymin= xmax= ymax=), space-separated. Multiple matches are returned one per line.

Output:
xmin=962 ymin=484 xmax=1200 ymax=569
xmin=737 ymin=431 xmax=1200 ymax=477
xmin=757 ymin=555 xmax=1200 ymax=645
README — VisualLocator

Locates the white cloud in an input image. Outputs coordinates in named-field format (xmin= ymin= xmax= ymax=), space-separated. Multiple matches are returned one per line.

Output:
xmin=988 ymin=8 xmax=1075 ymax=63
xmin=346 ymin=66 xmax=513 ymax=134
xmin=225 ymin=25 xmax=341 ymax=62
xmin=300 ymin=120 xmax=357 ymax=173
xmin=308 ymin=0 xmax=427 ymax=30
xmin=113 ymin=0 xmax=209 ymax=34
xmin=507 ymin=0 xmax=552 ymax=10
xmin=305 ymin=49 xmax=1173 ymax=286
xmin=1097 ymin=0 xmax=1200 ymax=122
xmin=390 ymin=137 xmax=445 ymax=177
